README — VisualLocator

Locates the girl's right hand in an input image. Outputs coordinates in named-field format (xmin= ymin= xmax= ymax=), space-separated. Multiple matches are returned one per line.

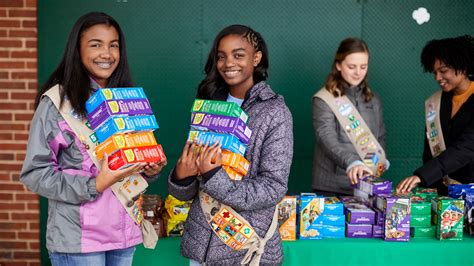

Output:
xmin=95 ymin=153 xmax=146 ymax=193
xmin=347 ymin=164 xmax=373 ymax=185
xmin=174 ymin=141 xmax=200 ymax=180
xmin=196 ymin=141 xmax=222 ymax=174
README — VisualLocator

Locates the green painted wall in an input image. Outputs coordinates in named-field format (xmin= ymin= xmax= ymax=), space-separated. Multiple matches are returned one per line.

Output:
xmin=38 ymin=0 xmax=473 ymax=264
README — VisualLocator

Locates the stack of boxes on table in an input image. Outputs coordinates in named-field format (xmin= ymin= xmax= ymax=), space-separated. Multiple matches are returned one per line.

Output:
xmin=276 ymin=176 xmax=474 ymax=241
xmin=187 ymin=99 xmax=251 ymax=180
xmin=409 ymin=188 xmax=437 ymax=238
xmin=444 ymin=184 xmax=474 ymax=239
xmin=409 ymin=186 xmax=470 ymax=240
xmin=346 ymin=176 xmax=392 ymax=239
xmin=278 ymin=194 xmax=344 ymax=240
xmin=87 ymin=87 xmax=166 ymax=169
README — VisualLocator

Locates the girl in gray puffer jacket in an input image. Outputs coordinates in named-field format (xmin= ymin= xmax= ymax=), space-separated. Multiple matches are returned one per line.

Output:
xmin=168 ymin=25 xmax=293 ymax=265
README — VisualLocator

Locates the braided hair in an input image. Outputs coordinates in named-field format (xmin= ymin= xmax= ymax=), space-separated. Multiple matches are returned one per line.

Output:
xmin=197 ymin=25 xmax=269 ymax=99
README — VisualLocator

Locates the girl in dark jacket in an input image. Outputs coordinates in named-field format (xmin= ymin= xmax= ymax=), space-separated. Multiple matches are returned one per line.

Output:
xmin=397 ymin=35 xmax=474 ymax=195
xmin=168 ymin=25 xmax=293 ymax=265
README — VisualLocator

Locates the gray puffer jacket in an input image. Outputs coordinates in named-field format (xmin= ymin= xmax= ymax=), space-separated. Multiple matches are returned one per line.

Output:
xmin=168 ymin=81 xmax=293 ymax=265
xmin=312 ymin=86 xmax=386 ymax=195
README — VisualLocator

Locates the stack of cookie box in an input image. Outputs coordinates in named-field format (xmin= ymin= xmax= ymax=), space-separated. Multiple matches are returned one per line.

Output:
xmin=298 ymin=195 xmax=345 ymax=239
xmin=340 ymin=197 xmax=376 ymax=238
xmin=409 ymin=188 xmax=437 ymax=238
xmin=431 ymin=196 xmax=464 ymax=240
xmin=276 ymin=195 xmax=298 ymax=241
xmin=297 ymin=193 xmax=325 ymax=240
xmin=318 ymin=197 xmax=345 ymax=238
xmin=375 ymin=194 xmax=410 ymax=241
xmin=86 ymin=87 xmax=166 ymax=170
xmin=353 ymin=175 xmax=392 ymax=238
xmin=448 ymin=184 xmax=474 ymax=236
xmin=187 ymin=99 xmax=251 ymax=180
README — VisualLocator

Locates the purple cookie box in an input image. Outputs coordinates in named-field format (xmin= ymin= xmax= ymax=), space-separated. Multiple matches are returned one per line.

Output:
xmin=384 ymin=196 xmax=410 ymax=242
xmin=346 ymin=223 xmax=373 ymax=238
xmin=345 ymin=204 xmax=375 ymax=224
xmin=88 ymin=99 xmax=152 ymax=129
xmin=190 ymin=112 xmax=252 ymax=144
xmin=358 ymin=176 xmax=392 ymax=196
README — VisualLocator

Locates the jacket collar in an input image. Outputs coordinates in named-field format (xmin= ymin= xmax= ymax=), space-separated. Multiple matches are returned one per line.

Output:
xmin=343 ymin=83 xmax=362 ymax=98
xmin=211 ymin=81 xmax=277 ymax=109
xmin=242 ymin=81 xmax=276 ymax=109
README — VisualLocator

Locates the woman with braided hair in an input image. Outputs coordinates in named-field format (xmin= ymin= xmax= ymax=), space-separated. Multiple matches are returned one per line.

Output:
xmin=397 ymin=35 xmax=474 ymax=195
xmin=168 ymin=25 xmax=293 ymax=265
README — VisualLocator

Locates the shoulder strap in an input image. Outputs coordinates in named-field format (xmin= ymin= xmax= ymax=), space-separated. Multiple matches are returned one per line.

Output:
xmin=314 ymin=88 xmax=387 ymax=176
xmin=424 ymin=91 xmax=459 ymax=186
xmin=42 ymin=85 xmax=148 ymax=225
xmin=425 ymin=91 xmax=446 ymax=157
xmin=199 ymin=190 xmax=278 ymax=265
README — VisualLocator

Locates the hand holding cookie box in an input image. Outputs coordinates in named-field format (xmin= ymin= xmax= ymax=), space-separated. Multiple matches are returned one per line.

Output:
xmin=86 ymin=87 xmax=165 ymax=171
xmin=187 ymin=99 xmax=252 ymax=181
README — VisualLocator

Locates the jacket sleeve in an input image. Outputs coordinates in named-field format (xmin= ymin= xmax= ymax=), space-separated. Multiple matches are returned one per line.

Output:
xmin=20 ymin=97 xmax=99 ymax=204
xmin=312 ymin=96 xmax=360 ymax=169
xmin=199 ymin=104 xmax=293 ymax=212
xmin=414 ymin=108 xmax=474 ymax=186
xmin=167 ymin=168 xmax=199 ymax=201
xmin=421 ymin=128 xmax=432 ymax=164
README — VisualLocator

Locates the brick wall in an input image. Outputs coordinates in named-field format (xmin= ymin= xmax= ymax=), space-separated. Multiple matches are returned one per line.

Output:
xmin=0 ymin=0 xmax=40 ymax=265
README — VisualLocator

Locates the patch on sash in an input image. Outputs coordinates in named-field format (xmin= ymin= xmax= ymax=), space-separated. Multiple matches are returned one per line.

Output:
xmin=207 ymin=208 xmax=255 ymax=250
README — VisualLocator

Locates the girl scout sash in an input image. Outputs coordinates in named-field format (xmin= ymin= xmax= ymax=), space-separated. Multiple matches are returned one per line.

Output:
xmin=315 ymin=88 xmax=386 ymax=176
xmin=43 ymin=85 xmax=158 ymax=249
xmin=425 ymin=91 xmax=460 ymax=185
xmin=199 ymin=190 xmax=278 ymax=266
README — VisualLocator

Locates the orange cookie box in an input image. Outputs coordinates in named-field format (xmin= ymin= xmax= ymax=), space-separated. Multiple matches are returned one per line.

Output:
xmin=96 ymin=131 xmax=157 ymax=161
xmin=221 ymin=150 xmax=249 ymax=176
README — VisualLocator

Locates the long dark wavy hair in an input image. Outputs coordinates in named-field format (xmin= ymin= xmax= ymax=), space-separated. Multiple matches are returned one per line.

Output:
xmin=35 ymin=12 xmax=133 ymax=117
xmin=197 ymin=25 xmax=269 ymax=99
xmin=324 ymin=37 xmax=373 ymax=102
xmin=421 ymin=35 xmax=474 ymax=81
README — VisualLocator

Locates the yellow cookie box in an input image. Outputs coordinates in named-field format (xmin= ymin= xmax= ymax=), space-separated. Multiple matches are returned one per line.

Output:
xmin=96 ymin=131 xmax=157 ymax=160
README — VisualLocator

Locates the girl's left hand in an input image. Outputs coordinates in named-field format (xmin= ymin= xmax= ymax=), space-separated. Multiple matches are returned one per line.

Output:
xmin=196 ymin=141 xmax=222 ymax=174
xmin=142 ymin=160 xmax=167 ymax=177
xmin=396 ymin=175 xmax=421 ymax=194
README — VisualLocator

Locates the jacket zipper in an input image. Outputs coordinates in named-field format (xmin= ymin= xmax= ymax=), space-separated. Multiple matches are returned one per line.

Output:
xmin=202 ymin=228 xmax=212 ymax=263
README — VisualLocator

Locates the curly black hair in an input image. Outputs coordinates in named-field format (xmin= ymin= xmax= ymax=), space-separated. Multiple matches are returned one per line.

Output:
xmin=421 ymin=35 xmax=474 ymax=81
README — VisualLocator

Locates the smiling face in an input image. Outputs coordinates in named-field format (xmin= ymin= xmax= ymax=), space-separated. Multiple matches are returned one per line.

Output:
xmin=80 ymin=24 xmax=120 ymax=87
xmin=216 ymin=34 xmax=262 ymax=98
xmin=432 ymin=59 xmax=470 ymax=94
xmin=336 ymin=52 xmax=369 ymax=87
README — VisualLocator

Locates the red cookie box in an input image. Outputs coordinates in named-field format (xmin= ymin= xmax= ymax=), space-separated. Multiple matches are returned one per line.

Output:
xmin=108 ymin=144 xmax=166 ymax=170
